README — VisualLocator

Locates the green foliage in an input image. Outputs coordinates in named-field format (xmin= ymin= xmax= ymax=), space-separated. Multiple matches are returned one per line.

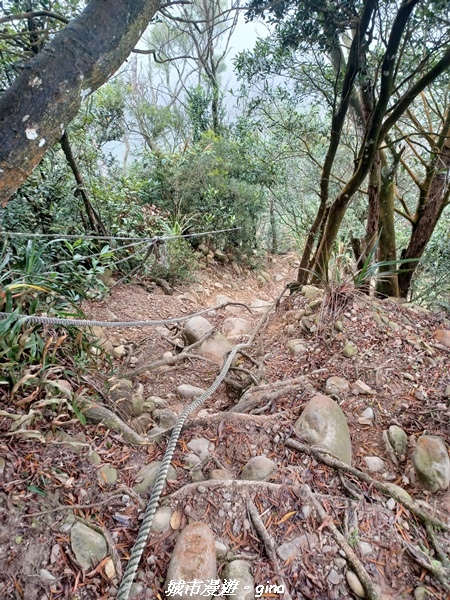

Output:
xmin=149 ymin=236 xmax=198 ymax=284
xmin=187 ymin=85 xmax=213 ymax=142
xmin=0 ymin=240 xmax=92 ymax=387
xmin=138 ymin=131 xmax=265 ymax=256
xmin=409 ymin=209 xmax=450 ymax=308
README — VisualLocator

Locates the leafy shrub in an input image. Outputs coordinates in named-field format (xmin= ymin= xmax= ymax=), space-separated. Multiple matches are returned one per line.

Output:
xmin=0 ymin=240 xmax=93 ymax=388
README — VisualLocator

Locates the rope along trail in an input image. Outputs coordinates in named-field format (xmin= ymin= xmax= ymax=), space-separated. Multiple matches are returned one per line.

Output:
xmin=0 ymin=301 xmax=249 ymax=328
xmin=116 ymin=304 xmax=275 ymax=600
xmin=1 ymin=291 xmax=279 ymax=599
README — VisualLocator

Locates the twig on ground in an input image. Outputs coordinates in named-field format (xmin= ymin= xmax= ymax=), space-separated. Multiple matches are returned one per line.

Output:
xmin=247 ymin=499 xmax=293 ymax=600
xmin=303 ymin=486 xmax=380 ymax=600
xmin=22 ymin=493 xmax=127 ymax=518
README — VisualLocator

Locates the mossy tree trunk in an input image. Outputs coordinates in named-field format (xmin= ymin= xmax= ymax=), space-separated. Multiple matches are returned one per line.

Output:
xmin=377 ymin=150 xmax=400 ymax=297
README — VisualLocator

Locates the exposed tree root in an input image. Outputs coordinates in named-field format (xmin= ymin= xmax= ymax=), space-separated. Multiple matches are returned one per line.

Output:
xmin=247 ymin=499 xmax=293 ymax=600
xmin=285 ymin=438 xmax=450 ymax=532
xmin=167 ymin=479 xmax=286 ymax=500
xmin=229 ymin=376 xmax=309 ymax=413
xmin=80 ymin=399 xmax=148 ymax=446
xmin=119 ymin=331 xmax=214 ymax=379
xmin=303 ymin=485 xmax=381 ymax=600
xmin=404 ymin=541 xmax=450 ymax=591
xmin=147 ymin=410 xmax=290 ymax=442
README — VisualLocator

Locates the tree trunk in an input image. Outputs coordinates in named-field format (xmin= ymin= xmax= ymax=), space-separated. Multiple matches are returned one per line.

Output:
xmin=60 ymin=131 xmax=108 ymax=235
xmin=269 ymin=195 xmax=278 ymax=254
xmin=296 ymin=0 xmax=377 ymax=283
xmin=0 ymin=0 xmax=160 ymax=205
xmin=397 ymin=138 xmax=450 ymax=297
xmin=350 ymin=152 xmax=381 ymax=295
xmin=296 ymin=198 xmax=328 ymax=283
xmin=377 ymin=151 xmax=399 ymax=297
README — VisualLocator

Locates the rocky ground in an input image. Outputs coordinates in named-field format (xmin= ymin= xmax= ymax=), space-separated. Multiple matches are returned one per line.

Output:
xmin=1 ymin=253 xmax=450 ymax=600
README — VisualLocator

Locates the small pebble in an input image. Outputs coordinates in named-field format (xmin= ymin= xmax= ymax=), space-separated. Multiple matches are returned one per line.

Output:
xmin=386 ymin=497 xmax=396 ymax=510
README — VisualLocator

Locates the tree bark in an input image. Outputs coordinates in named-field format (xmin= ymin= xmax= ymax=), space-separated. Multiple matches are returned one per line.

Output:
xmin=397 ymin=136 xmax=450 ymax=297
xmin=269 ymin=195 xmax=278 ymax=254
xmin=0 ymin=0 xmax=160 ymax=205
xmin=60 ymin=131 xmax=108 ymax=235
xmin=377 ymin=150 xmax=399 ymax=297
xmin=296 ymin=0 xmax=376 ymax=283
xmin=309 ymin=0 xmax=450 ymax=281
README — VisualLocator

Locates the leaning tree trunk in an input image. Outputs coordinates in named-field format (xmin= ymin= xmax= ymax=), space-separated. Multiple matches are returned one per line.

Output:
xmin=397 ymin=145 xmax=450 ymax=297
xmin=0 ymin=0 xmax=160 ymax=205
xmin=60 ymin=131 xmax=108 ymax=235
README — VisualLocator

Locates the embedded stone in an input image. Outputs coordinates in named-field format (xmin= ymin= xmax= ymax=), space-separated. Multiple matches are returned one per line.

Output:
xmin=301 ymin=285 xmax=323 ymax=300
xmin=343 ymin=342 xmax=358 ymax=357
xmin=177 ymin=384 xmax=206 ymax=399
xmin=183 ymin=316 xmax=213 ymax=344
xmin=386 ymin=425 xmax=408 ymax=461
xmin=199 ymin=332 xmax=233 ymax=365
xmin=240 ymin=456 xmax=276 ymax=481
xmin=71 ymin=523 xmax=107 ymax=571
xmin=187 ymin=438 xmax=212 ymax=459
xmin=113 ymin=345 xmax=126 ymax=358
xmin=133 ymin=461 xmax=177 ymax=497
xmin=277 ymin=535 xmax=312 ymax=561
xmin=214 ymin=249 xmax=228 ymax=263
xmin=222 ymin=317 xmax=252 ymax=339
xmin=222 ymin=560 xmax=254 ymax=600
xmin=286 ymin=339 xmax=307 ymax=355
xmin=294 ymin=394 xmax=352 ymax=464
xmin=165 ymin=522 xmax=217 ymax=598
xmin=98 ymin=465 xmax=118 ymax=486
xmin=251 ymin=298 xmax=272 ymax=313
xmin=334 ymin=321 xmax=344 ymax=332
xmin=413 ymin=435 xmax=450 ymax=492
xmin=325 ymin=376 xmax=349 ymax=396
xmin=151 ymin=506 xmax=173 ymax=533
xmin=363 ymin=456 xmax=385 ymax=472
xmin=351 ymin=380 xmax=376 ymax=395
xmin=346 ymin=571 xmax=365 ymax=598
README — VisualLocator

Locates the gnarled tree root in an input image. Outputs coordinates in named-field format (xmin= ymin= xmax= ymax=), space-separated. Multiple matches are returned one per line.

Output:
xmin=80 ymin=399 xmax=149 ymax=446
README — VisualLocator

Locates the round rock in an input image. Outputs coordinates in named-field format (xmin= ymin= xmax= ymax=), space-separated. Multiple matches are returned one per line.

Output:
xmin=240 ymin=456 xmax=276 ymax=481
xmin=177 ymin=384 xmax=206 ymax=399
xmin=413 ymin=435 xmax=450 ymax=492
xmin=325 ymin=376 xmax=349 ymax=396
xmin=151 ymin=506 xmax=173 ymax=533
xmin=222 ymin=560 xmax=254 ymax=600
